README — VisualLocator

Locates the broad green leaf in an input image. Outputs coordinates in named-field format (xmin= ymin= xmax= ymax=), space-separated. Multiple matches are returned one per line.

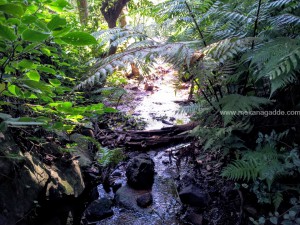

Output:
xmin=0 ymin=83 xmax=5 ymax=92
xmin=15 ymin=45 xmax=23 ymax=53
xmin=7 ymin=18 xmax=21 ymax=26
xmin=47 ymin=0 xmax=70 ymax=12
xmin=40 ymin=48 xmax=51 ymax=56
xmin=18 ymin=60 xmax=36 ymax=69
xmin=0 ymin=4 xmax=24 ymax=17
xmin=23 ymin=43 xmax=40 ymax=52
xmin=47 ymin=15 xmax=66 ymax=31
xmin=0 ymin=0 xmax=7 ymax=5
xmin=53 ymin=121 xmax=64 ymax=129
xmin=8 ymin=85 xmax=21 ymax=96
xmin=22 ymin=15 xmax=37 ymax=24
xmin=22 ymin=80 xmax=52 ymax=94
xmin=26 ymin=5 xmax=38 ymax=14
xmin=26 ymin=70 xmax=40 ymax=81
xmin=22 ymin=29 xmax=49 ymax=42
xmin=34 ymin=20 xmax=50 ymax=32
xmin=0 ymin=24 xmax=17 ymax=41
xmin=60 ymin=32 xmax=97 ymax=46
xmin=49 ymin=79 xmax=61 ymax=87
xmin=37 ymin=66 xmax=56 ymax=75
xmin=52 ymin=26 xmax=71 ymax=37
xmin=23 ymin=91 xmax=37 ymax=99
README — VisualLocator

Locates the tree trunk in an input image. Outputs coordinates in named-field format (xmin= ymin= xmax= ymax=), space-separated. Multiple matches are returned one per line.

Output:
xmin=101 ymin=0 xmax=130 ymax=55
xmin=77 ymin=0 xmax=88 ymax=25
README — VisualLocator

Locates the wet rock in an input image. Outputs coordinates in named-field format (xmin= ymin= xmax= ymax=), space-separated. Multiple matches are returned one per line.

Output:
xmin=126 ymin=154 xmax=155 ymax=189
xmin=0 ymin=131 xmax=86 ymax=224
xmin=183 ymin=210 xmax=203 ymax=225
xmin=112 ymin=179 xmax=123 ymax=193
xmin=115 ymin=185 xmax=150 ymax=211
xmin=162 ymin=159 xmax=170 ymax=165
xmin=83 ymin=198 xmax=113 ymax=223
xmin=136 ymin=193 xmax=153 ymax=208
xmin=111 ymin=169 xmax=122 ymax=177
xmin=69 ymin=133 xmax=93 ymax=168
xmin=179 ymin=184 xmax=210 ymax=207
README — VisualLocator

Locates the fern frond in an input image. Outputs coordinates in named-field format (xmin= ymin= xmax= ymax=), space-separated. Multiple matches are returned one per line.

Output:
xmin=272 ymin=14 xmax=300 ymax=27
xmin=272 ymin=191 xmax=283 ymax=210
xmin=204 ymin=38 xmax=253 ymax=63
xmin=222 ymin=159 xmax=259 ymax=181
xmin=74 ymin=41 xmax=196 ymax=90
xmin=219 ymin=94 xmax=272 ymax=125
xmin=268 ymin=0 xmax=295 ymax=8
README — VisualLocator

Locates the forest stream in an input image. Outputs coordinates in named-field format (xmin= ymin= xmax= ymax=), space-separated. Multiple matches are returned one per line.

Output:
xmin=92 ymin=64 xmax=192 ymax=225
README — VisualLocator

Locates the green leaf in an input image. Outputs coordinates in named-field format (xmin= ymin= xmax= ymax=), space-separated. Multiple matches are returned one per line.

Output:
xmin=0 ymin=4 xmax=24 ymax=17
xmin=0 ymin=0 xmax=7 ymax=5
xmin=22 ymin=29 xmax=49 ymax=42
xmin=8 ymin=85 xmax=21 ymax=96
xmin=18 ymin=60 xmax=36 ymax=69
xmin=52 ymin=26 xmax=71 ymax=37
xmin=60 ymin=32 xmax=97 ymax=46
xmin=0 ymin=24 xmax=17 ymax=41
xmin=22 ymin=80 xmax=52 ymax=94
xmin=49 ymin=79 xmax=61 ymax=87
xmin=7 ymin=18 xmax=21 ymax=26
xmin=0 ymin=83 xmax=5 ymax=92
xmin=47 ymin=15 xmax=66 ymax=31
xmin=40 ymin=47 xmax=51 ymax=56
xmin=37 ymin=66 xmax=56 ymax=75
xmin=21 ymin=15 xmax=37 ymax=24
xmin=47 ymin=0 xmax=70 ymax=12
xmin=26 ymin=70 xmax=40 ymax=81
xmin=34 ymin=20 xmax=50 ymax=32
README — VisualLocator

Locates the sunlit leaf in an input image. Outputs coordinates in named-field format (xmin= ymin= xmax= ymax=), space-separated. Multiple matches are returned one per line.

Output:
xmin=22 ymin=29 xmax=50 ymax=42
xmin=47 ymin=15 xmax=66 ymax=30
xmin=0 ymin=4 xmax=24 ymax=17
xmin=60 ymin=32 xmax=97 ymax=46
xmin=26 ymin=70 xmax=40 ymax=81
xmin=49 ymin=79 xmax=61 ymax=87
xmin=0 ymin=24 xmax=17 ymax=41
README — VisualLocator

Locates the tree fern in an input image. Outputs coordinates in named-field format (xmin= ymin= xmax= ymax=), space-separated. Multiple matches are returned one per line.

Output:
xmin=73 ymin=41 xmax=196 ymax=90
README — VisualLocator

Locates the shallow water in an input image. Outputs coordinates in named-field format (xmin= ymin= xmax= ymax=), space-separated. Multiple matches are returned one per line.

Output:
xmin=119 ymin=64 xmax=190 ymax=130
xmin=97 ymin=65 xmax=191 ymax=224
xmin=97 ymin=146 xmax=193 ymax=225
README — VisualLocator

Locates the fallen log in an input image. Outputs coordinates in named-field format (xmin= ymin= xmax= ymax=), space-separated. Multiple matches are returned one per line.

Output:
xmin=96 ymin=122 xmax=199 ymax=150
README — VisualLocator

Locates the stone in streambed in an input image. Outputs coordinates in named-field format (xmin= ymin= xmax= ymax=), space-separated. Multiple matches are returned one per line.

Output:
xmin=126 ymin=154 xmax=155 ymax=189
xmin=136 ymin=193 xmax=153 ymax=208
xmin=83 ymin=198 xmax=113 ymax=223
xmin=179 ymin=184 xmax=210 ymax=207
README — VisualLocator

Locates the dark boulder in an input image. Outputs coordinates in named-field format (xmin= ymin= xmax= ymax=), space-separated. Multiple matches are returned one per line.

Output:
xmin=179 ymin=184 xmax=210 ymax=207
xmin=136 ymin=193 xmax=153 ymax=208
xmin=183 ymin=210 xmax=203 ymax=225
xmin=126 ymin=154 xmax=155 ymax=189
xmin=83 ymin=198 xmax=113 ymax=223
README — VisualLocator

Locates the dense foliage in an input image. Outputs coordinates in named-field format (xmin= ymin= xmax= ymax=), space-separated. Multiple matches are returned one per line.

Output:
xmin=71 ymin=0 xmax=300 ymax=223
xmin=1 ymin=0 xmax=300 ymax=224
